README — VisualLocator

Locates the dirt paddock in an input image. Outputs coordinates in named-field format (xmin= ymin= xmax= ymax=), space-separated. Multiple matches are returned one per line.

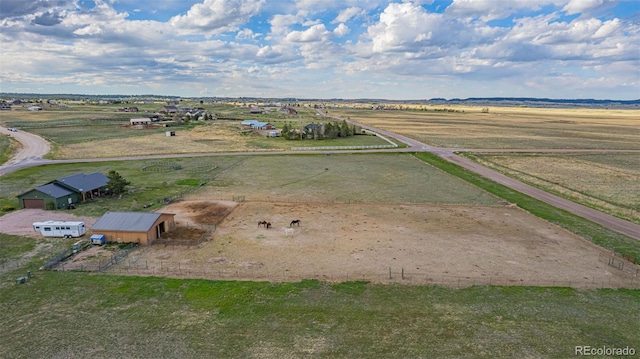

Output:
xmin=111 ymin=200 xmax=638 ymax=288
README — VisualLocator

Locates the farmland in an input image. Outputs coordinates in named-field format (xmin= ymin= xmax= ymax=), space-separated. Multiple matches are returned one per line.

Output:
xmin=1 ymin=252 xmax=639 ymax=358
xmin=331 ymin=106 xmax=640 ymax=150
xmin=1 ymin=102 xmax=639 ymax=357
xmin=466 ymin=152 xmax=640 ymax=224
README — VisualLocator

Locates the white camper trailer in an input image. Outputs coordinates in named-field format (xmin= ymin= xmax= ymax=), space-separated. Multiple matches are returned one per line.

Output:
xmin=33 ymin=221 xmax=86 ymax=238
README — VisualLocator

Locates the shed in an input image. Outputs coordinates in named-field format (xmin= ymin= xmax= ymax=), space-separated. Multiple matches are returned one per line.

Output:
xmin=130 ymin=118 xmax=152 ymax=125
xmin=91 ymin=212 xmax=176 ymax=245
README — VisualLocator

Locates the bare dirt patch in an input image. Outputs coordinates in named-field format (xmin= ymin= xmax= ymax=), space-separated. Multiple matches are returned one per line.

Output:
xmin=112 ymin=201 xmax=638 ymax=288
xmin=0 ymin=209 xmax=97 ymax=238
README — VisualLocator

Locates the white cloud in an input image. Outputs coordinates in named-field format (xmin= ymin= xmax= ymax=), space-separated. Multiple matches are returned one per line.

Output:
xmin=563 ymin=0 xmax=616 ymax=15
xmin=333 ymin=6 xmax=364 ymax=23
xmin=445 ymin=0 xmax=565 ymax=21
xmin=169 ymin=0 xmax=264 ymax=36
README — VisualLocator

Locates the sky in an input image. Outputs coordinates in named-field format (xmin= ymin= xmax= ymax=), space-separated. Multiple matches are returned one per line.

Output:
xmin=0 ymin=0 xmax=638 ymax=100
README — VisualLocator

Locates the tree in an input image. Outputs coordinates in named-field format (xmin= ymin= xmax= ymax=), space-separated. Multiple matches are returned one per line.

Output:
xmin=106 ymin=170 xmax=131 ymax=196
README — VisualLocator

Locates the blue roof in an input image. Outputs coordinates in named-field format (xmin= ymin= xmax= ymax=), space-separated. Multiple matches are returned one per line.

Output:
xmin=55 ymin=172 xmax=108 ymax=192
xmin=92 ymin=212 xmax=164 ymax=232
xmin=34 ymin=183 xmax=74 ymax=198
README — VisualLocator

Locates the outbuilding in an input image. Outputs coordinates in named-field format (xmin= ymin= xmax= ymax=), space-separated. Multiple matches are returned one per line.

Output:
xmin=91 ymin=212 xmax=176 ymax=245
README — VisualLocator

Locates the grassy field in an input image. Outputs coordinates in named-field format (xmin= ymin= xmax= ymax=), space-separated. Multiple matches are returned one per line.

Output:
xmin=0 ymin=156 xmax=248 ymax=217
xmin=192 ymin=153 xmax=502 ymax=205
xmin=467 ymin=152 xmax=640 ymax=224
xmin=0 ymin=261 xmax=638 ymax=358
xmin=331 ymin=107 xmax=640 ymax=150
xmin=0 ymin=153 xmax=501 ymax=218
xmin=0 ymin=104 xmax=391 ymax=159
xmin=0 ymin=134 xmax=12 ymax=165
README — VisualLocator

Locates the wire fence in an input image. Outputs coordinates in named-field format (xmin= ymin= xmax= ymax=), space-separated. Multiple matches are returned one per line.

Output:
xmin=291 ymin=144 xmax=397 ymax=151
xmin=0 ymin=259 xmax=32 ymax=274
xmin=46 ymin=243 xmax=137 ymax=272
xmin=105 ymin=261 xmax=640 ymax=289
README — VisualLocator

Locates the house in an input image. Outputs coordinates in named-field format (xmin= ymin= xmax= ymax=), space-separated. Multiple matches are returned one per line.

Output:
xmin=279 ymin=106 xmax=298 ymax=115
xmin=130 ymin=117 xmax=152 ymax=125
xmin=17 ymin=172 xmax=109 ymax=209
xmin=249 ymin=107 xmax=263 ymax=114
xmin=28 ymin=105 xmax=42 ymax=111
xmin=91 ymin=212 xmax=176 ymax=245
xmin=241 ymin=119 xmax=274 ymax=130
xmin=160 ymin=105 xmax=178 ymax=114
xmin=0 ymin=103 xmax=11 ymax=110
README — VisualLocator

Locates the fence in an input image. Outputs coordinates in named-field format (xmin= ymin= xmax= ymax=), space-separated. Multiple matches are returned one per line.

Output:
xmin=600 ymin=252 xmax=640 ymax=276
xmin=291 ymin=144 xmax=398 ymax=151
xmin=106 ymin=262 xmax=640 ymax=289
xmin=46 ymin=243 xmax=137 ymax=272
xmin=153 ymin=224 xmax=215 ymax=247
xmin=0 ymin=259 xmax=32 ymax=274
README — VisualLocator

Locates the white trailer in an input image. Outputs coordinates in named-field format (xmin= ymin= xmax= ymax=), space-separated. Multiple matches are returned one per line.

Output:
xmin=33 ymin=221 xmax=86 ymax=238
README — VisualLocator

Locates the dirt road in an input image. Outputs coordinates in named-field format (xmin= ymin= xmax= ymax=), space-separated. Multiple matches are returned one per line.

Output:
xmin=0 ymin=126 xmax=51 ymax=176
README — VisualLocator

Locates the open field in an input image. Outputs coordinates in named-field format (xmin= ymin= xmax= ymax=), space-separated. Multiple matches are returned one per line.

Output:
xmin=331 ymin=107 xmax=640 ymax=150
xmin=0 ymin=105 xmax=391 ymax=159
xmin=467 ymin=152 xmax=640 ymax=224
xmin=188 ymin=154 xmax=501 ymax=205
xmin=1 ymin=266 xmax=638 ymax=358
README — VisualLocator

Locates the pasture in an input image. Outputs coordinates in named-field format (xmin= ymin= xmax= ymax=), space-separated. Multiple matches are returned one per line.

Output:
xmin=467 ymin=152 xmax=640 ymax=224
xmin=0 ymin=104 xmax=392 ymax=159
xmin=0 ymin=257 xmax=638 ymax=358
xmin=331 ymin=106 xmax=640 ymax=150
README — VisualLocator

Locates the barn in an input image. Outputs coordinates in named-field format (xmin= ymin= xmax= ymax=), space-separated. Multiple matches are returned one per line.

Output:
xmin=91 ymin=212 xmax=176 ymax=245
xmin=17 ymin=172 xmax=108 ymax=209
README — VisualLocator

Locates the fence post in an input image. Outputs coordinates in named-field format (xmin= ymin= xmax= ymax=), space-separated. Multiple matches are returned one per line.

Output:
xmin=389 ymin=267 xmax=392 ymax=280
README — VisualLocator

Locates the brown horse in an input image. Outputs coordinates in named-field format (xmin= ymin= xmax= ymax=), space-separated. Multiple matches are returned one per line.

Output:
xmin=258 ymin=220 xmax=267 ymax=228
xmin=266 ymin=222 xmax=271 ymax=229
xmin=290 ymin=219 xmax=301 ymax=227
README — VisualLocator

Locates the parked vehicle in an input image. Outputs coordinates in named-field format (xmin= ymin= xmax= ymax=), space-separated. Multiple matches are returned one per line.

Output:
xmin=33 ymin=221 xmax=86 ymax=238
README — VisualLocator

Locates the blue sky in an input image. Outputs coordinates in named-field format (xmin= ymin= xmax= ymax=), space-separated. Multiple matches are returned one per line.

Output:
xmin=0 ymin=0 xmax=638 ymax=99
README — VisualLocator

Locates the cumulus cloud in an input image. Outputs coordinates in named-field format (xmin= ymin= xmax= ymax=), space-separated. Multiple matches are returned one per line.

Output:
xmin=563 ymin=0 xmax=617 ymax=16
xmin=169 ymin=0 xmax=264 ymax=36
xmin=0 ymin=0 xmax=76 ymax=19
xmin=333 ymin=6 xmax=364 ymax=23
xmin=445 ymin=0 xmax=565 ymax=21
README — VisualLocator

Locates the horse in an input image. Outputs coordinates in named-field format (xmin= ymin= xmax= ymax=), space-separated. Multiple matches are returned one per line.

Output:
xmin=283 ymin=227 xmax=294 ymax=235
xmin=266 ymin=222 xmax=271 ymax=229
xmin=258 ymin=220 xmax=267 ymax=228
xmin=290 ymin=219 xmax=301 ymax=227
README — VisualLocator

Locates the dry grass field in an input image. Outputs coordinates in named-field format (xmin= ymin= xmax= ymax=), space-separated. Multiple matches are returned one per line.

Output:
xmin=469 ymin=152 xmax=640 ymax=223
xmin=332 ymin=106 xmax=640 ymax=150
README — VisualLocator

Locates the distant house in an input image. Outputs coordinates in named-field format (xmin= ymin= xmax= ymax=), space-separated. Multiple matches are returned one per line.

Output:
xmin=28 ymin=105 xmax=42 ymax=111
xmin=241 ymin=119 xmax=274 ymax=130
xmin=249 ymin=107 xmax=263 ymax=114
xmin=130 ymin=118 xmax=152 ymax=125
xmin=91 ymin=212 xmax=176 ymax=245
xmin=160 ymin=105 xmax=178 ymax=114
xmin=0 ymin=103 xmax=11 ymax=110
xmin=279 ymin=106 xmax=298 ymax=115
xmin=17 ymin=172 xmax=109 ymax=209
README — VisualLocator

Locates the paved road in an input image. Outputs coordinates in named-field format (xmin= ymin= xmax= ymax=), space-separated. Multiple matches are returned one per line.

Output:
xmin=1 ymin=122 xmax=638 ymax=240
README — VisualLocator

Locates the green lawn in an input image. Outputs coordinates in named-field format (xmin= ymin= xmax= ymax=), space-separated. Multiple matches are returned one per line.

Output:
xmin=0 ymin=269 xmax=637 ymax=358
